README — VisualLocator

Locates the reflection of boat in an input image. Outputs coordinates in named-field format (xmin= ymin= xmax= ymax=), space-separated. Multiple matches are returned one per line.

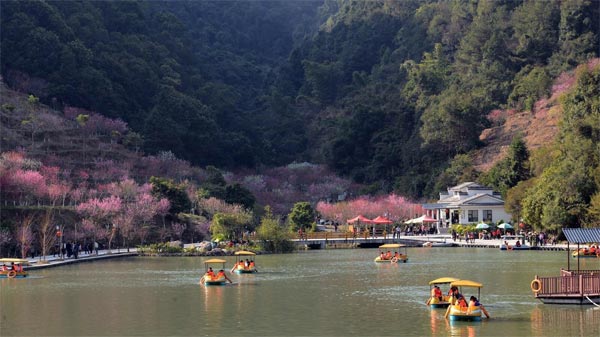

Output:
xmin=426 ymin=277 xmax=460 ymax=308
xmin=231 ymin=251 xmax=257 ymax=274
xmin=445 ymin=280 xmax=490 ymax=321
xmin=374 ymin=244 xmax=408 ymax=263
xmin=531 ymin=228 xmax=600 ymax=305
xmin=0 ymin=258 xmax=30 ymax=278
xmin=200 ymin=259 xmax=229 ymax=286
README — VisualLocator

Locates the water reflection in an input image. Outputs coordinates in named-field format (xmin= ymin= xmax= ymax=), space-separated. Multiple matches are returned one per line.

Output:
xmin=530 ymin=306 xmax=600 ymax=336
xmin=202 ymin=284 xmax=225 ymax=323
xmin=447 ymin=320 xmax=480 ymax=337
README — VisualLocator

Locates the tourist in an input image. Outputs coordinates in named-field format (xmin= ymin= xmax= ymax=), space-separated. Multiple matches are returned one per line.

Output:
xmin=468 ymin=296 xmax=480 ymax=308
xmin=217 ymin=269 xmax=233 ymax=284
xmin=457 ymin=296 xmax=468 ymax=310
xmin=433 ymin=285 xmax=443 ymax=301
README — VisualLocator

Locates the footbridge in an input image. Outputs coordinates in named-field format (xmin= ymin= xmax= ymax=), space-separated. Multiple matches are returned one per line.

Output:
xmin=291 ymin=232 xmax=429 ymax=249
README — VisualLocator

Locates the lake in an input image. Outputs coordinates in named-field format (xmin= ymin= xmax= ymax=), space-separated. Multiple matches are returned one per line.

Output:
xmin=2 ymin=248 xmax=600 ymax=336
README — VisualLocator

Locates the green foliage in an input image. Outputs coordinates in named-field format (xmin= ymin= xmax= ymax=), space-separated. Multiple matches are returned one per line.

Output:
xmin=256 ymin=206 xmax=293 ymax=253
xmin=434 ymin=154 xmax=480 ymax=194
xmin=150 ymin=176 xmax=191 ymax=215
xmin=1 ymin=0 xmax=599 ymax=202
xmin=288 ymin=202 xmax=316 ymax=231
xmin=521 ymin=64 xmax=600 ymax=230
xmin=138 ymin=242 xmax=183 ymax=255
xmin=76 ymin=114 xmax=89 ymax=126
xmin=210 ymin=211 xmax=252 ymax=240
xmin=508 ymin=66 xmax=552 ymax=111
xmin=224 ymin=184 xmax=255 ymax=210
xmin=479 ymin=135 xmax=530 ymax=197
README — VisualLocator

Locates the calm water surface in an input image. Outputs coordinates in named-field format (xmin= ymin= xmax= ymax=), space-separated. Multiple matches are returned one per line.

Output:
xmin=2 ymin=248 xmax=600 ymax=336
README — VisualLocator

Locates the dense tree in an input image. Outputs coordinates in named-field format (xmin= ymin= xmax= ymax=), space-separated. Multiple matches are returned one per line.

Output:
xmin=480 ymin=135 xmax=530 ymax=197
xmin=149 ymin=176 xmax=191 ymax=215
xmin=256 ymin=206 xmax=293 ymax=253
xmin=288 ymin=202 xmax=316 ymax=232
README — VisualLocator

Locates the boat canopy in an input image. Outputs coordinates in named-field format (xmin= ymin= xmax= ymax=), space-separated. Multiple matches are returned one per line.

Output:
xmin=234 ymin=251 xmax=256 ymax=256
xmin=204 ymin=258 xmax=227 ymax=264
xmin=378 ymin=243 xmax=405 ymax=249
xmin=451 ymin=280 xmax=483 ymax=288
xmin=562 ymin=228 xmax=600 ymax=244
xmin=429 ymin=277 xmax=460 ymax=285
xmin=0 ymin=258 xmax=30 ymax=265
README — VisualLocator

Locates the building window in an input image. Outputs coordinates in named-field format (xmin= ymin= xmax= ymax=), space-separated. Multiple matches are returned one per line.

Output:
xmin=468 ymin=210 xmax=478 ymax=222
xmin=483 ymin=210 xmax=492 ymax=222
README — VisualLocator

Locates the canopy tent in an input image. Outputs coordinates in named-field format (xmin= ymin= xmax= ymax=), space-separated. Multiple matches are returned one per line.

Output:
xmin=371 ymin=216 xmax=393 ymax=224
xmin=497 ymin=223 xmax=513 ymax=229
xmin=405 ymin=215 xmax=438 ymax=224
xmin=347 ymin=215 xmax=373 ymax=224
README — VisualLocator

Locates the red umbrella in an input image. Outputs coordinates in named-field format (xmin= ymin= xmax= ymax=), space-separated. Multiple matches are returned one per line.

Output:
xmin=347 ymin=215 xmax=374 ymax=224
xmin=372 ymin=216 xmax=393 ymax=224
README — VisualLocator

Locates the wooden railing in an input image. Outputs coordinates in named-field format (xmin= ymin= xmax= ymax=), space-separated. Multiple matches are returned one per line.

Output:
xmin=536 ymin=273 xmax=600 ymax=296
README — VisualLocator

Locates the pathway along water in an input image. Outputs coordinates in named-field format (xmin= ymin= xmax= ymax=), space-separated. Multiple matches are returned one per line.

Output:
xmin=1 ymin=248 xmax=599 ymax=336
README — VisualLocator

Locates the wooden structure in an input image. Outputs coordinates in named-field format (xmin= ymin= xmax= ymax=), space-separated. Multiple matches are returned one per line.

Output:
xmin=531 ymin=228 xmax=600 ymax=305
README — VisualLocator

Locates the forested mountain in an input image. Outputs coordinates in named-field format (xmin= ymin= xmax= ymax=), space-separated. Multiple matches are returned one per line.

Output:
xmin=1 ymin=0 xmax=599 ymax=201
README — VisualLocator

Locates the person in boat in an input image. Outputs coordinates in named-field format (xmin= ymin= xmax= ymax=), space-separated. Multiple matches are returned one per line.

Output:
xmin=394 ymin=251 xmax=399 ymax=259
xmin=217 ymin=269 xmax=233 ymax=283
xmin=380 ymin=251 xmax=386 ymax=260
xmin=468 ymin=296 xmax=480 ymax=308
xmin=244 ymin=259 xmax=250 ymax=268
xmin=385 ymin=251 xmax=392 ymax=259
xmin=448 ymin=286 xmax=461 ymax=302
xmin=457 ymin=296 xmax=468 ymax=310
xmin=515 ymin=240 xmax=521 ymax=247
xmin=249 ymin=260 xmax=255 ymax=269
xmin=432 ymin=285 xmax=443 ymax=301
xmin=199 ymin=267 xmax=215 ymax=284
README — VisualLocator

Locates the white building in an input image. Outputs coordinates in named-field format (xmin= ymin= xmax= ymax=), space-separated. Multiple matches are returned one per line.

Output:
xmin=422 ymin=182 xmax=512 ymax=228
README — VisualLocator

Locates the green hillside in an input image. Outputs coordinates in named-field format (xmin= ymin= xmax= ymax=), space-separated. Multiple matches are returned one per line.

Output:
xmin=1 ymin=0 xmax=599 ymax=200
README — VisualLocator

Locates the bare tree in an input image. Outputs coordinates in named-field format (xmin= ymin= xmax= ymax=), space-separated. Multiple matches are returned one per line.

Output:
xmin=17 ymin=215 xmax=35 ymax=259
xmin=38 ymin=210 xmax=57 ymax=261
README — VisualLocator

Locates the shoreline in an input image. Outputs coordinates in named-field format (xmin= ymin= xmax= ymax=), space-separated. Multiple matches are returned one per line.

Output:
xmin=17 ymin=234 xmax=573 ymax=271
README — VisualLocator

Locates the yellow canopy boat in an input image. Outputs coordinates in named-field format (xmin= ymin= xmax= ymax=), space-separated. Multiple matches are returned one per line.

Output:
xmin=200 ymin=258 xmax=231 ymax=286
xmin=445 ymin=280 xmax=490 ymax=321
xmin=426 ymin=277 xmax=460 ymax=308
xmin=374 ymin=243 xmax=408 ymax=263
xmin=231 ymin=251 xmax=257 ymax=274
xmin=0 ymin=258 xmax=30 ymax=279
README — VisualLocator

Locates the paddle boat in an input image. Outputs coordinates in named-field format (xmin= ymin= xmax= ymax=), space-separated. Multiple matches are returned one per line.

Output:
xmin=500 ymin=240 xmax=531 ymax=251
xmin=231 ymin=250 xmax=257 ymax=274
xmin=426 ymin=277 xmax=460 ymax=308
xmin=571 ymin=245 xmax=599 ymax=258
xmin=423 ymin=240 xmax=454 ymax=248
xmin=200 ymin=258 xmax=232 ymax=286
xmin=0 ymin=258 xmax=30 ymax=278
xmin=374 ymin=243 xmax=407 ymax=263
xmin=444 ymin=280 xmax=490 ymax=321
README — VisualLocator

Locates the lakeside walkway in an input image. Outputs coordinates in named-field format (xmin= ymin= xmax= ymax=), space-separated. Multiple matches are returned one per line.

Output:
xmin=295 ymin=232 xmax=571 ymax=251
xmin=21 ymin=249 xmax=138 ymax=270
